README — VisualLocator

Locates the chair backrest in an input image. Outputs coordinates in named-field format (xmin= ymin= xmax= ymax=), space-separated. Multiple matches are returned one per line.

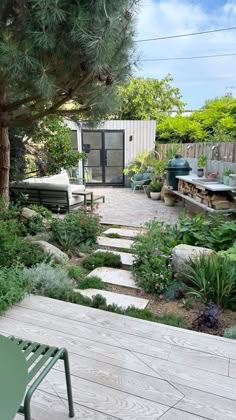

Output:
xmin=0 ymin=335 xmax=28 ymax=420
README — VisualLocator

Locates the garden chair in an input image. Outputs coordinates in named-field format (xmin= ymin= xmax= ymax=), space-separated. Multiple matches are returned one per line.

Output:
xmin=131 ymin=173 xmax=152 ymax=192
xmin=1 ymin=335 xmax=75 ymax=420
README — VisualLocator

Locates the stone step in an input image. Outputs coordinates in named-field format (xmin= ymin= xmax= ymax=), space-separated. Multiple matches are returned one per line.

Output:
xmin=97 ymin=236 xmax=133 ymax=251
xmin=87 ymin=267 xmax=139 ymax=289
xmin=94 ymin=249 xmax=135 ymax=268
xmin=103 ymin=228 xmax=140 ymax=239
xmin=77 ymin=289 xmax=148 ymax=310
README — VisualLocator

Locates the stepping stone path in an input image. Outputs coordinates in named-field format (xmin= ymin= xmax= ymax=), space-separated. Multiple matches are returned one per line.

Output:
xmin=78 ymin=289 xmax=149 ymax=310
xmin=87 ymin=267 xmax=139 ymax=289
xmin=84 ymin=227 xmax=149 ymax=309
xmin=103 ymin=228 xmax=140 ymax=239
xmin=97 ymin=236 xmax=133 ymax=250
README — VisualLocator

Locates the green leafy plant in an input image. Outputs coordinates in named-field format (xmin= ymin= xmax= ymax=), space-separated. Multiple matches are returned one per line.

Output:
xmin=183 ymin=254 xmax=236 ymax=308
xmin=223 ymin=169 xmax=234 ymax=176
xmin=29 ymin=204 xmax=52 ymax=219
xmin=177 ymin=214 xmax=236 ymax=251
xmin=224 ymin=325 xmax=236 ymax=339
xmin=67 ymin=265 xmax=89 ymax=280
xmin=105 ymin=233 xmax=121 ymax=238
xmin=218 ymin=242 xmax=236 ymax=263
xmin=0 ymin=220 xmax=47 ymax=267
xmin=51 ymin=210 xmax=102 ymax=253
xmin=132 ymin=221 xmax=180 ymax=293
xmin=23 ymin=263 xmax=72 ymax=295
xmin=82 ymin=251 xmax=122 ymax=270
xmin=23 ymin=215 xmax=44 ymax=236
xmin=197 ymin=155 xmax=207 ymax=168
xmin=77 ymin=276 xmax=105 ymax=290
xmin=149 ymin=179 xmax=162 ymax=192
xmin=0 ymin=266 xmax=29 ymax=313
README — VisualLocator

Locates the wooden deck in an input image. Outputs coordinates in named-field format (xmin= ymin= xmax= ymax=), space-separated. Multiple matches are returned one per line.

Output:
xmin=1 ymin=295 xmax=236 ymax=420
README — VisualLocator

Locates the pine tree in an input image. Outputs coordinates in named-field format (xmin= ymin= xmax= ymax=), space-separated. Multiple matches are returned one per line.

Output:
xmin=0 ymin=0 xmax=139 ymax=204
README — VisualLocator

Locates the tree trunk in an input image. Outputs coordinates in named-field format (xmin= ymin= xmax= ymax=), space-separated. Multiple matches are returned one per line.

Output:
xmin=0 ymin=82 xmax=10 ymax=207
xmin=0 ymin=125 xmax=10 ymax=207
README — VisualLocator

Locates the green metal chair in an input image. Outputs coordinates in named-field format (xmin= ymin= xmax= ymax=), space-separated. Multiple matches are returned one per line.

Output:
xmin=8 ymin=336 xmax=75 ymax=420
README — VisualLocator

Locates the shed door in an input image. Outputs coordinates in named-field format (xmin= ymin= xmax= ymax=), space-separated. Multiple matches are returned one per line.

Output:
xmin=82 ymin=130 xmax=124 ymax=185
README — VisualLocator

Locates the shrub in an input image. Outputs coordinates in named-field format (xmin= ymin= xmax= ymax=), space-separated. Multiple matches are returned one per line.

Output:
xmin=0 ymin=220 xmax=47 ymax=267
xmin=67 ymin=265 xmax=88 ymax=280
xmin=177 ymin=214 xmax=236 ymax=251
xmin=0 ymin=266 xmax=29 ymax=313
xmin=132 ymin=221 xmax=179 ymax=293
xmin=224 ymin=325 xmax=236 ymax=339
xmin=218 ymin=242 xmax=236 ymax=263
xmin=28 ymin=204 xmax=52 ymax=219
xmin=154 ymin=313 xmax=187 ymax=328
xmin=82 ymin=251 xmax=122 ymax=270
xmin=23 ymin=263 xmax=71 ymax=295
xmin=105 ymin=233 xmax=121 ymax=238
xmin=51 ymin=210 xmax=102 ymax=253
xmin=77 ymin=276 xmax=105 ymax=290
xmin=23 ymin=215 xmax=44 ymax=235
xmin=183 ymin=254 xmax=236 ymax=308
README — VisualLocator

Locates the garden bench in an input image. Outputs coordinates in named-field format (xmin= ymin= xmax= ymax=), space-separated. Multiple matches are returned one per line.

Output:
xmin=7 ymin=336 xmax=74 ymax=420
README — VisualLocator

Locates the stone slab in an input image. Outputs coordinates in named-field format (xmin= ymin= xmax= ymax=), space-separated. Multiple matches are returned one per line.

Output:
xmin=77 ymin=289 xmax=148 ymax=309
xmin=104 ymin=228 xmax=140 ymax=239
xmin=87 ymin=267 xmax=139 ymax=289
xmin=97 ymin=236 xmax=133 ymax=250
xmin=94 ymin=249 xmax=135 ymax=267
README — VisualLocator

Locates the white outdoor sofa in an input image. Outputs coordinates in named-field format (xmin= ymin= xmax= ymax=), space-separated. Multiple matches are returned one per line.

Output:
xmin=10 ymin=172 xmax=85 ymax=213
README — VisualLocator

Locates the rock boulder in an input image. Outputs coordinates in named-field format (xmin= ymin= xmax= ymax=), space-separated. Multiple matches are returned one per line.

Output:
xmin=32 ymin=240 xmax=69 ymax=264
xmin=172 ymin=244 xmax=214 ymax=277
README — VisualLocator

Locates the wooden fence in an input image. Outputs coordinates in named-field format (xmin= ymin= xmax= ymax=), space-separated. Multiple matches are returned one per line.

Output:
xmin=157 ymin=142 xmax=236 ymax=163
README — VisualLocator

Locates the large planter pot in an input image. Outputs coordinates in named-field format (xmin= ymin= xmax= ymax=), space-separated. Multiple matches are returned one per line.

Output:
xmin=223 ymin=176 xmax=229 ymax=185
xmin=197 ymin=168 xmax=204 ymax=177
xmin=164 ymin=195 xmax=175 ymax=206
xmin=150 ymin=191 xmax=161 ymax=200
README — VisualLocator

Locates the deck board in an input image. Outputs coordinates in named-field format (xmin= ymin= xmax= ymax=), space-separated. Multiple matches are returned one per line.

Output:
xmin=0 ymin=295 xmax=236 ymax=419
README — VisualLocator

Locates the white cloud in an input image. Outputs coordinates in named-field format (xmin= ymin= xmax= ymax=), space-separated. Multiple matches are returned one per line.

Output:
xmin=135 ymin=0 xmax=236 ymax=108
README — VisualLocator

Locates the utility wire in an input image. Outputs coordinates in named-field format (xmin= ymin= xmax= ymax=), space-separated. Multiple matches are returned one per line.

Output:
xmin=135 ymin=26 xmax=236 ymax=43
xmin=139 ymin=52 xmax=236 ymax=62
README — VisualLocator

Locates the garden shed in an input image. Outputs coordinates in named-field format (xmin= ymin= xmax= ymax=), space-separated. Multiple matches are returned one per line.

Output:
xmin=66 ymin=120 xmax=156 ymax=186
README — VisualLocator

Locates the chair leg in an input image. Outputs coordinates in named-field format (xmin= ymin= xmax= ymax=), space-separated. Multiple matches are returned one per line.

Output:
xmin=63 ymin=349 xmax=75 ymax=418
xmin=24 ymin=391 xmax=32 ymax=420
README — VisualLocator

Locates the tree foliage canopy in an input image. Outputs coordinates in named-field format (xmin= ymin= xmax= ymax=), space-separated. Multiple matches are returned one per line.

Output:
xmin=157 ymin=97 xmax=236 ymax=143
xmin=0 ymin=0 xmax=139 ymax=125
xmin=117 ymin=75 xmax=185 ymax=120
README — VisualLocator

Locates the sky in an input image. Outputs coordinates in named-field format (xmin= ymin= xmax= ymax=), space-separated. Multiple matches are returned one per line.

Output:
xmin=135 ymin=0 xmax=236 ymax=109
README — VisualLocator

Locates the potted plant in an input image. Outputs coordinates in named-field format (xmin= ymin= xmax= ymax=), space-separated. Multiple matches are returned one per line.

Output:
xmin=223 ymin=169 xmax=234 ymax=185
xmin=197 ymin=155 xmax=207 ymax=177
xmin=149 ymin=180 xmax=162 ymax=200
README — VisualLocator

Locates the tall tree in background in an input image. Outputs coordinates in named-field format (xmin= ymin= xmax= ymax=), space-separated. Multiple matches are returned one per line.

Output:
xmin=0 ymin=0 xmax=140 ymax=205
xmin=117 ymin=75 xmax=185 ymax=120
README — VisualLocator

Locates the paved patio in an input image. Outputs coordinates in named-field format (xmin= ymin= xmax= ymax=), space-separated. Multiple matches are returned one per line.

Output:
xmin=92 ymin=187 xmax=183 ymax=226
xmin=1 ymin=295 xmax=236 ymax=419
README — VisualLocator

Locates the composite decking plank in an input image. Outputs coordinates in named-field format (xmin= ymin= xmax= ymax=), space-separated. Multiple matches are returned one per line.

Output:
xmin=5 ymin=305 xmax=171 ymax=360
xmin=16 ymin=296 xmax=236 ymax=360
xmin=15 ymin=388 xmax=117 ymax=420
xmin=39 ymin=369 xmax=169 ymax=420
xmin=174 ymin=383 xmax=236 ymax=420
xmin=0 ymin=318 xmax=160 ymax=379
xmin=135 ymin=353 xmax=236 ymax=401
xmin=51 ymin=352 xmax=183 ymax=406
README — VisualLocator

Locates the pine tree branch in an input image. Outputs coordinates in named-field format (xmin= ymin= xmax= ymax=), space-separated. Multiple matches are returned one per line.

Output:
xmin=2 ymin=95 xmax=42 ymax=112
